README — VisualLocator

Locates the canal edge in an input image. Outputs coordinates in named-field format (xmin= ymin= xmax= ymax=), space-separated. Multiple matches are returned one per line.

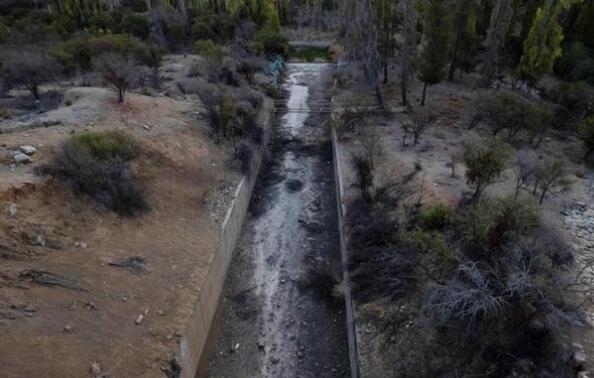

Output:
xmin=330 ymin=77 xmax=361 ymax=378
xmin=175 ymin=108 xmax=274 ymax=378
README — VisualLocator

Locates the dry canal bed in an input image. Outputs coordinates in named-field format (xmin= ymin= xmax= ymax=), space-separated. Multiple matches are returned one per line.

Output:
xmin=203 ymin=64 xmax=349 ymax=378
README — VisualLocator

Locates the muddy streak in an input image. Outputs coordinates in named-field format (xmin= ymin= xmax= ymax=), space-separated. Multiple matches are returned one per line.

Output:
xmin=204 ymin=64 xmax=349 ymax=378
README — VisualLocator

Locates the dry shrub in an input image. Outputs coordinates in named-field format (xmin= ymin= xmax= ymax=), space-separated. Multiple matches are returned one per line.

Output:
xmin=44 ymin=131 xmax=148 ymax=217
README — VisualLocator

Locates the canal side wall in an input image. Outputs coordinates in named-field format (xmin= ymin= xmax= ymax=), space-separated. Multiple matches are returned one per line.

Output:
xmin=330 ymin=80 xmax=361 ymax=378
xmin=176 ymin=111 xmax=273 ymax=378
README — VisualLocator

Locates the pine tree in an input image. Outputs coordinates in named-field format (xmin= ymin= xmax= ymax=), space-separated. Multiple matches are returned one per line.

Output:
xmin=400 ymin=0 xmax=417 ymax=106
xmin=448 ymin=0 xmax=479 ymax=81
xmin=517 ymin=0 xmax=577 ymax=84
xmin=480 ymin=0 xmax=513 ymax=88
xmin=417 ymin=0 xmax=452 ymax=106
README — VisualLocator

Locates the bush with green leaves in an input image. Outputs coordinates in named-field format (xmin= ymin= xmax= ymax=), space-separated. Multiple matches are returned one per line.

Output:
xmin=196 ymin=84 xmax=239 ymax=140
xmin=471 ymin=90 xmax=553 ymax=142
xmin=547 ymin=81 xmax=593 ymax=125
xmin=45 ymin=130 xmax=147 ymax=217
xmin=420 ymin=205 xmax=456 ymax=230
xmin=193 ymin=39 xmax=225 ymax=72
xmin=50 ymin=33 xmax=150 ymax=72
xmin=192 ymin=14 xmax=237 ymax=43
xmin=463 ymin=139 xmax=512 ymax=201
xmin=251 ymin=27 xmax=288 ymax=57
xmin=555 ymin=41 xmax=594 ymax=84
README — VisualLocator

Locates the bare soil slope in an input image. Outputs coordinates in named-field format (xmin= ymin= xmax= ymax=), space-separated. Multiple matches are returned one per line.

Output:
xmin=0 ymin=84 xmax=230 ymax=377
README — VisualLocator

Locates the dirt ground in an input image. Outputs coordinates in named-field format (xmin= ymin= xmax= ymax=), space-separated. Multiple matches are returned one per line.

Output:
xmin=0 ymin=55 xmax=250 ymax=377
xmin=334 ymin=63 xmax=594 ymax=377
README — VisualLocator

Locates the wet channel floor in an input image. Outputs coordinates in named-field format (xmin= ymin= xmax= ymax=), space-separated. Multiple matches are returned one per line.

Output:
xmin=203 ymin=64 xmax=349 ymax=378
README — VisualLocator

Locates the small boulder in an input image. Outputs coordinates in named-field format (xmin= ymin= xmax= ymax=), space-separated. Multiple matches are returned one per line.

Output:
xmin=90 ymin=362 xmax=102 ymax=377
xmin=19 ymin=145 xmax=37 ymax=156
xmin=13 ymin=153 xmax=31 ymax=164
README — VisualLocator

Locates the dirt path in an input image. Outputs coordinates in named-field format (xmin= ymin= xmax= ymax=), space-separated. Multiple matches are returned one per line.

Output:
xmin=203 ymin=64 xmax=349 ymax=378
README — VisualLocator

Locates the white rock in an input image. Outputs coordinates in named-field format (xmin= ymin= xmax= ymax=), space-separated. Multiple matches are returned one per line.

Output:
xmin=13 ymin=153 xmax=31 ymax=164
xmin=19 ymin=145 xmax=37 ymax=155
xmin=578 ymin=372 xmax=591 ymax=378
xmin=135 ymin=314 xmax=144 ymax=325
xmin=8 ymin=203 xmax=17 ymax=217
xmin=90 ymin=362 xmax=102 ymax=377
xmin=574 ymin=350 xmax=587 ymax=366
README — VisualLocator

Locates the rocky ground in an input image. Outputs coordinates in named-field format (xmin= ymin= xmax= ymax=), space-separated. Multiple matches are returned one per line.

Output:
xmin=0 ymin=55 xmax=266 ymax=377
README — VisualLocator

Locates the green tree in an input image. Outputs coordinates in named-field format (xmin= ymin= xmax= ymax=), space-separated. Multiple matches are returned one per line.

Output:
xmin=480 ymin=0 xmax=513 ymax=88
xmin=448 ymin=0 xmax=480 ymax=81
xmin=464 ymin=139 xmax=513 ymax=201
xmin=418 ymin=0 xmax=452 ymax=106
xmin=517 ymin=0 xmax=577 ymax=84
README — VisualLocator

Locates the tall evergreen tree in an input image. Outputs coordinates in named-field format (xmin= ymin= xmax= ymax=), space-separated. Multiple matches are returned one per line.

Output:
xmin=400 ymin=0 xmax=417 ymax=106
xmin=418 ymin=0 xmax=452 ymax=105
xmin=448 ymin=0 xmax=480 ymax=81
xmin=517 ymin=0 xmax=577 ymax=84
xmin=480 ymin=0 xmax=513 ymax=88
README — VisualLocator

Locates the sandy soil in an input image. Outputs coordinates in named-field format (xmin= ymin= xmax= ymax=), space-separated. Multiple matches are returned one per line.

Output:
xmin=0 ymin=55 xmax=249 ymax=377
xmin=333 ymin=64 xmax=594 ymax=377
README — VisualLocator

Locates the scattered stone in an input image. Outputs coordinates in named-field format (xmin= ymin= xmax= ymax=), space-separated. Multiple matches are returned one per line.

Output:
xmin=13 ymin=152 xmax=31 ymax=164
xmin=8 ymin=203 xmax=17 ymax=217
xmin=143 ymin=124 xmax=151 ymax=131
xmin=90 ymin=362 xmax=102 ymax=377
xmin=157 ymin=310 xmax=166 ymax=316
xmin=74 ymin=241 xmax=88 ymax=249
xmin=135 ymin=314 xmax=144 ymax=325
xmin=85 ymin=302 xmax=97 ymax=311
xmin=256 ymin=337 xmax=265 ymax=349
xmin=19 ymin=145 xmax=37 ymax=156
xmin=574 ymin=350 xmax=587 ymax=367
xmin=63 ymin=324 xmax=73 ymax=333
xmin=270 ymin=356 xmax=280 ymax=365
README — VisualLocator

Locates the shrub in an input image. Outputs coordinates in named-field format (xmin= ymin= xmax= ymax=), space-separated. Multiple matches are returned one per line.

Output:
xmin=461 ymin=197 xmax=539 ymax=253
xmin=193 ymin=39 xmax=224 ymax=73
xmin=463 ymin=139 xmax=512 ymax=201
xmin=233 ymin=142 xmax=254 ymax=175
xmin=93 ymin=52 xmax=141 ymax=103
xmin=471 ymin=90 xmax=553 ymax=141
xmin=50 ymin=33 xmax=149 ymax=72
xmin=71 ymin=130 xmax=136 ymax=160
xmin=192 ymin=14 xmax=236 ymax=43
xmin=420 ymin=205 xmax=455 ymax=230
xmin=46 ymin=131 xmax=147 ymax=217
xmin=547 ymin=81 xmax=593 ymax=124
xmin=530 ymin=159 xmax=571 ymax=204
xmin=352 ymin=154 xmax=373 ymax=202
xmin=0 ymin=48 xmax=60 ymax=100
xmin=555 ymin=41 xmax=594 ymax=84
xmin=252 ymin=27 xmax=288 ymax=57
xmin=196 ymin=85 xmax=239 ymax=139
xmin=261 ymin=83 xmax=281 ymax=99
